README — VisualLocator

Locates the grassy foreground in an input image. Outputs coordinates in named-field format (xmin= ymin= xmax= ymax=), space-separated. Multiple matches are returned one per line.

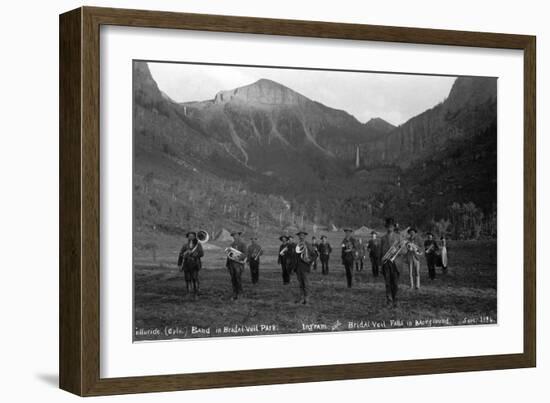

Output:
xmin=134 ymin=239 xmax=496 ymax=341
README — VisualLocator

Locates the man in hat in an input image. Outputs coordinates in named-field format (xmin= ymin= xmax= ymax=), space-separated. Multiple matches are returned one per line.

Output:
xmin=286 ymin=235 xmax=297 ymax=275
xmin=405 ymin=228 xmax=422 ymax=290
xmin=294 ymin=230 xmax=317 ymax=304
xmin=226 ymin=230 xmax=247 ymax=300
xmin=277 ymin=235 xmax=291 ymax=284
xmin=311 ymin=236 xmax=319 ymax=271
xmin=367 ymin=231 xmax=381 ymax=277
xmin=247 ymin=235 xmax=263 ymax=284
xmin=380 ymin=218 xmax=402 ymax=307
xmin=177 ymin=231 xmax=204 ymax=298
xmin=317 ymin=235 xmax=332 ymax=275
xmin=355 ymin=238 xmax=366 ymax=272
xmin=341 ymin=228 xmax=356 ymax=288
xmin=424 ymin=232 xmax=439 ymax=280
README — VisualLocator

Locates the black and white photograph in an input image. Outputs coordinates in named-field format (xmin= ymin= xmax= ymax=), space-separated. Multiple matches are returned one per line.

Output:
xmin=132 ymin=60 xmax=497 ymax=341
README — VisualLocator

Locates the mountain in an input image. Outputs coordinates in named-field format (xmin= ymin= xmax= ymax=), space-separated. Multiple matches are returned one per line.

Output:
xmin=363 ymin=76 xmax=497 ymax=168
xmin=363 ymin=117 xmax=396 ymax=137
xmin=179 ymin=78 xmax=379 ymax=183
xmin=133 ymin=62 xmax=497 ymax=235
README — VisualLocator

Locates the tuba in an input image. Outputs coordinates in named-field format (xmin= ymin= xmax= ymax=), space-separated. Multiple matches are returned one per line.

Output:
xmin=183 ymin=230 xmax=209 ymax=257
xmin=382 ymin=239 xmax=406 ymax=263
xmin=197 ymin=230 xmax=209 ymax=244
xmin=225 ymin=247 xmax=246 ymax=263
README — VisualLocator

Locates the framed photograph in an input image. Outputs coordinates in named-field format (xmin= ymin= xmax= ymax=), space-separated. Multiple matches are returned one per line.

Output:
xmin=59 ymin=6 xmax=536 ymax=396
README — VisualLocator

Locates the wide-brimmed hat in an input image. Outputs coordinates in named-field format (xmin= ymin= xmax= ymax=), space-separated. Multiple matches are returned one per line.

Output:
xmin=296 ymin=229 xmax=308 ymax=236
xmin=230 ymin=230 xmax=242 ymax=236
xmin=370 ymin=230 xmax=377 ymax=235
xmin=343 ymin=228 xmax=353 ymax=233
xmin=249 ymin=234 xmax=258 ymax=240
xmin=320 ymin=235 xmax=327 ymax=240
xmin=186 ymin=231 xmax=197 ymax=237
xmin=426 ymin=232 xmax=434 ymax=236
xmin=385 ymin=217 xmax=395 ymax=228
xmin=407 ymin=227 xmax=417 ymax=234
xmin=279 ymin=235 xmax=289 ymax=241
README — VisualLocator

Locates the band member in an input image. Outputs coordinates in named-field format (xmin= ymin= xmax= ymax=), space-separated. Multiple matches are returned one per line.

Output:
xmin=277 ymin=235 xmax=291 ymax=284
xmin=318 ymin=235 xmax=332 ymax=275
xmin=380 ymin=218 xmax=401 ymax=307
xmin=311 ymin=236 xmax=319 ymax=270
xmin=367 ymin=231 xmax=381 ymax=277
xmin=226 ymin=230 xmax=247 ymax=300
xmin=437 ymin=236 xmax=448 ymax=273
xmin=341 ymin=228 xmax=356 ymax=288
xmin=294 ymin=230 xmax=317 ymax=304
xmin=177 ymin=231 xmax=204 ymax=298
xmin=355 ymin=238 xmax=366 ymax=272
xmin=405 ymin=228 xmax=422 ymax=290
xmin=247 ymin=235 xmax=263 ymax=284
xmin=286 ymin=235 xmax=297 ymax=275
xmin=424 ymin=232 xmax=439 ymax=280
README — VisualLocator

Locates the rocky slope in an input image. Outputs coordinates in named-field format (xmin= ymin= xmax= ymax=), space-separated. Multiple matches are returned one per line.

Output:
xmin=362 ymin=76 xmax=497 ymax=168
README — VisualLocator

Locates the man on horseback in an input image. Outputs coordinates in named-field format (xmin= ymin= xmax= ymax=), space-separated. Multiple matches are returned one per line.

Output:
xmin=178 ymin=231 xmax=204 ymax=299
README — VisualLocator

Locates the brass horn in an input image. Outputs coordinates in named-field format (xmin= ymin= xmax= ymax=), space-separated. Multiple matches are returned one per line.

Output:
xmin=197 ymin=230 xmax=210 ymax=244
xmin=225 ymin=247 xmax=246 ymax=263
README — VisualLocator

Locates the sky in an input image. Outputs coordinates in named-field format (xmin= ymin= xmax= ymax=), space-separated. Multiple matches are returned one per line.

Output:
xmin=148 ymin=61 xmax=457 ymax=126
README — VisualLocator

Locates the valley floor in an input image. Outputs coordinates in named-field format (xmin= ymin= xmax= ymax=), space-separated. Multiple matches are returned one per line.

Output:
xmin=133 ymin=240 xmax=497 ymax=341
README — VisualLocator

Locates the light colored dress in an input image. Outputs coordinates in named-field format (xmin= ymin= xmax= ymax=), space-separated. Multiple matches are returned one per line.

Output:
xmin=440 ymin=240 xmax=448 ymax=268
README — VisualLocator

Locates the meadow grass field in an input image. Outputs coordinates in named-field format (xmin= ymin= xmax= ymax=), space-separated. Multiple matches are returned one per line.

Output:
xmin=133 ymin=234 xmax=497 ymax=341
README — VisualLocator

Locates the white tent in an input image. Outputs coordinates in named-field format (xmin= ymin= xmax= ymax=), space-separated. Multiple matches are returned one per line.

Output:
xmin=354 ymin=226 xmax=373 ymax=236
xmin=215 ymin=228 xmax=233 ymax=242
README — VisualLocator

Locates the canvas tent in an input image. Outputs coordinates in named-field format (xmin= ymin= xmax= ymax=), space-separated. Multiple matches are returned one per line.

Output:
xmin=354 ymin=226 xmax=373 ymax=236
xmin=215 ymin=228 xmax=233 ymax=242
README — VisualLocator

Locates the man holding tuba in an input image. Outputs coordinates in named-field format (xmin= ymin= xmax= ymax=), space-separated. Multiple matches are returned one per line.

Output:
xmin=246 ymin=234 xmax=263 ymax=285
xmin=294 ymin=229 xmax=317 ymax=305
xmin=225 ymin=230 xmax=247 ymax=300
xmin=177 ymin=230 xmax=205 ymax=298
xmin=379 ymin=218 xmax=403 ymax=307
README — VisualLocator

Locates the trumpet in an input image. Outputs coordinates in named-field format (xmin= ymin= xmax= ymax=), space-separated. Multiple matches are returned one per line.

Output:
xmin=225 ymin=247 xmax=246 ymax=263
xmin=425 ymin=243 xmax=435 ymax=254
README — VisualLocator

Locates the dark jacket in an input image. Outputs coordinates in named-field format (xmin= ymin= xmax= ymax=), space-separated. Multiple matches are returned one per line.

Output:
xmin=247 ymin=243 xmax=263 ymax=262
xmin=424 ymin=239 xmax=439 ymax=255
xmin=178 ymin=240 xmax=204 ymax=268
xmin=318 ymin=242 xmax=332 ymax=257
xmin=367 ymin=239 xmax=380 ymax=259
xmin=341 ymin=237 xmax=356 ymax=263
xmin=226 ymin=240 xmax=247 ymax=268
xmin=295 ymin=241 xmax=317 ymax=273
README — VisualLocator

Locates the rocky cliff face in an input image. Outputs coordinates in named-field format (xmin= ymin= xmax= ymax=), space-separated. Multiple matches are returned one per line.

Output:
xmin=179 ymin=78 xmax=379 ymax=180
xmin=363 ymin=77 xmax=497 ymax=168
xmin=213 ymin=79 xmax=309 ymax=105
